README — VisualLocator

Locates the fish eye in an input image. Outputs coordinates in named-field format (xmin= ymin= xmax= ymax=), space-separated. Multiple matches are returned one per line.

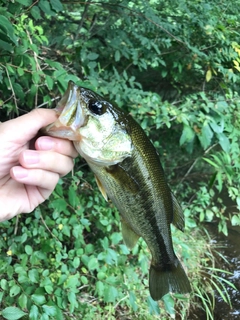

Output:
xmin=88 ymin=100 xmax=106 ymax=115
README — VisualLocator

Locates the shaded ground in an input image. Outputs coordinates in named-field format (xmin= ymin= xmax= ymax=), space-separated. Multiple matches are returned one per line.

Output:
xmin=208 ymin=222 xmax=240 ymax=320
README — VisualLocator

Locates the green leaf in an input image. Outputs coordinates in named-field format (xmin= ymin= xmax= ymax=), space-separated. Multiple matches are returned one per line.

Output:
xmin=7 ymin=266 xmax=14 ymax=279
xmin=25 ymin=245 xmax=33 ymax=255
xmin=103 ymin=285 xmax=118 ymax=303
xmin=199 ymin=210 xmax=205 ymax=222
xmin=30 ymin=6 xmax=42 ymax=20
xmin=29 ymin=305 xmax=39 ymax=320
xmin=198 ymin=123 xmax=213 ymax=149
xmin=180 ymin=124 xmax=195 ymax=145
xmin=0 ymin=39 xmax=13 ymax=52
xmin=114 ymin=50 xmax=121 ymax=62
xmin=123 ymin=70 xmax=128 ymax=80
xmin=46 ymin=302 xmax=64 ymax=320
xmin=87 ymin=256 xmax=99 ymax=271
xmin=217 ymin=172 xmax=223 ymax=192
xmin=28 ymin=269 xmax=39 ymax=283
xmin=129 ymin=291 xmax=138 ymax=312
xmin=49 ymin=198 xmax=67 ymax=212
xmin=20 ymin=233 xmax=28 ymax=244
xmin=42 ymin=305 xmax=57 ymax=316
xmin=45 ymin=75 xmax=54 ymax=90
xmin=110 ymin=232 xmax=122 ymax=245
xmin=87 ymin=52 xmax=99 ymax=60
xmin=1 ymin=279 xmax=8 ymax=290
xmin=85 ymin=244 xmax=94 ymax=254
xmin=162 ymin=294 xmax=175 ymax=315
xmin=12 ymin=83 xmax=24 ymax=100
xmin=97 ymin=271 xmax=105 ymax=280
xmin=80 ymin=275 xmax=88 ymax=285
xmin=10 ymin=285 xmax=21 ymax=297
xmin=209 ymin=118 xmax=224 ymax=133
xmin=16 ymin=0 xmax=32 ymax=5
xmin=68 ymin=186 xmax=77 ymax=207
xmin=45 ymin=59 xmax=64 ymax=69
xmin=0 ymin=16 xmax=18 ymax=45
xmin=38 ymin=0 xmax=55 ymax=16
xmin=206 ymin=209 xmax=214 ymax=221
xmin=96 ymin=281 xmax=104 ymax=297
xmin=62 ymin=225 xmax=71 ymax=237
xmin=44 ymin=285 xmax=54 ymax=294
xmin=31 ymin=294 xmax=46 ymax=305
xmin=186 ymin=218 xmax=197 ymax=228
xmin=217 ymin=132 xmax=230 ymax=153
xmin=68 ymin=291 xmax=78 ymax=312
xmin=203 ymin=157 xmax=220 ymax=169
xmin=72 ymin=257 xmax=80 ymax=268
xmin=1 ymin=307 xmax=27 ymax=320
xmin=147 ymin=296 xmax=160 ymax=315
xmin=237 ymin=197 xmax=240 ymax=209
xmin=64 ymin=275 xmax=80 ymax=289
xmin=18 ymin=293 xmax=28 ymax=309
xmin=206 ymin=69 xmax=212 ymax=82
xmin=0 ymin=292 xmax=3 ymax=304
xmin=50 ymin=0 xmax=63 ymax=11
xmin=231 ymin=215 xmax=240 ymax=226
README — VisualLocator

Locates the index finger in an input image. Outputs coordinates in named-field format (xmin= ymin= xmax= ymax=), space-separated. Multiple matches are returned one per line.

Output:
xmin=0 ymin=109 xmax=58 ymax=144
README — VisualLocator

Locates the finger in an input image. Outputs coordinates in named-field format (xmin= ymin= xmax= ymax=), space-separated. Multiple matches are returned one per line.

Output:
xmin=19 ymin=150 xmax=74 ymax=176
xmin=1 ymin=109 xmax=58 ymax=143
xmin=10 ymin=166 xmax=60 ymax=191
xmin=35 ymin=136 xmax=78 ymax=158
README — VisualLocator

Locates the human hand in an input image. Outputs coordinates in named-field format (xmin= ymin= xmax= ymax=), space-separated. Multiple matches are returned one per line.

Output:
xmin=0 ymin=109 xmax=78 ymax=221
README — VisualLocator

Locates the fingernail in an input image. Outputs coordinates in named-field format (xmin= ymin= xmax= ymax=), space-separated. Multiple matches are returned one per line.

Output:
xmin=12 ymin=167 xmax=28 ymax=179
xmin=23 ymin=150 xmax=40 ymax=164
xmin=38 ymin=137 xmax=54 ymax=150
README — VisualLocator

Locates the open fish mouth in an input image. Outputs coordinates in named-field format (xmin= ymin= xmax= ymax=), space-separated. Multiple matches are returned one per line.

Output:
xmin=43 ymin=81 xmax=85 ymax=140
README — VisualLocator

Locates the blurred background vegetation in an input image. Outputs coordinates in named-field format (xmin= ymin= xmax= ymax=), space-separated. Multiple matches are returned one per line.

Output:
xmin=0 ymin=0 xmax=239 ymax=319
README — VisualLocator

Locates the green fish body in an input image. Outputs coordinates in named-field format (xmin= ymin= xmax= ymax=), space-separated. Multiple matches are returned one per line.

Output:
xmin=44 ymin=81 xmax=191 ymax=300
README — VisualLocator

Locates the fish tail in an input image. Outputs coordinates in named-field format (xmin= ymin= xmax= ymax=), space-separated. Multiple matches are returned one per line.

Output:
xmin=149 ymin=260 xmax=191 ymax=301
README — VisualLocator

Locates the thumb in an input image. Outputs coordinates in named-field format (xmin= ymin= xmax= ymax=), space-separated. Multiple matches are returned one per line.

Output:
xmin=1 ymin=109 xmax=58 ymax=143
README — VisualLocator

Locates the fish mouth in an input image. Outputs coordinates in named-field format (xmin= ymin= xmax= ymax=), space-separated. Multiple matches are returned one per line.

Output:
xmin=43 ymin=81 xmax=85 ymax=140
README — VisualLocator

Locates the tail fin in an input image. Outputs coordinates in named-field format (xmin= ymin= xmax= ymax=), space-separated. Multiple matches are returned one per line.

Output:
xmin=149 ymin=261 xmax=191 ymax=301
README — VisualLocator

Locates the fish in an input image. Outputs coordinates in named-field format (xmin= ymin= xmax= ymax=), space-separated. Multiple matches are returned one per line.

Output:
xmin=43 ymin=81 xmax=191 ymax=300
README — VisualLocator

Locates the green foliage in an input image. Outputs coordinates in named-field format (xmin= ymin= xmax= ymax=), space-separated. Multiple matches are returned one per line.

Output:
xmin=0 ymin=173 xmax=232 ymax=319
xmin=0 ymin=0 xmax=239 ymax=318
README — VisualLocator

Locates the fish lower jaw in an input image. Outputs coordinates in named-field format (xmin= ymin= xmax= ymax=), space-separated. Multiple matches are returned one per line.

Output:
xmin=45 ymin=120 xmax=82 ymax=140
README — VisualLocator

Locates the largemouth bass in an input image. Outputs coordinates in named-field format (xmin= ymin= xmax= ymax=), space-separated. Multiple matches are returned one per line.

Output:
xmin=44 ymin=81 xmax=191 ymax=300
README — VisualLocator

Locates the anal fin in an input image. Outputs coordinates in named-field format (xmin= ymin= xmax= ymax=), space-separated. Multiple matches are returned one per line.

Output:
xmin=171 ymin=193 xmax=184 ymax=232
xmin=121 ymin=218 xmax=140 ymax=249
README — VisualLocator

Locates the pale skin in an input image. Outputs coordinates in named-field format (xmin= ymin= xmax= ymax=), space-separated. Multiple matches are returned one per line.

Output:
xmin=0 ymin=108 xmax=78 ymax=222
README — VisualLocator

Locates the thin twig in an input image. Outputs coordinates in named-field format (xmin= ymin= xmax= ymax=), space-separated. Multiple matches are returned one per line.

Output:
xmin=14 ymin=215 xmax=19 ymax=236
xmin=0 ymin=63 xmax=18 ymax=111
xmin=74 ymin=2 xmax=90 ymax=42
xmin=26 ymin=29 xmax=42 ymax=108
xmin=40 ymin=214 xmax=60 ymax=242
xmin=37 ymin=96 xmax=60 ymax=108
xmin=179 ymin=143 xmax=219 ymax=185
xmin=114 ymin=295 xmax=129 ymax=309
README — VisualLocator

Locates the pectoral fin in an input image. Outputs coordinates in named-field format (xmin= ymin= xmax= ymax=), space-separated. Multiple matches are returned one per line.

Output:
xmin=121 ymin=218 xmax=140 ymax=249
xmin=171 ymin=193 xmax=184 ymax=232
xmin=95 ymin=175 xmax=108 ymax=201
